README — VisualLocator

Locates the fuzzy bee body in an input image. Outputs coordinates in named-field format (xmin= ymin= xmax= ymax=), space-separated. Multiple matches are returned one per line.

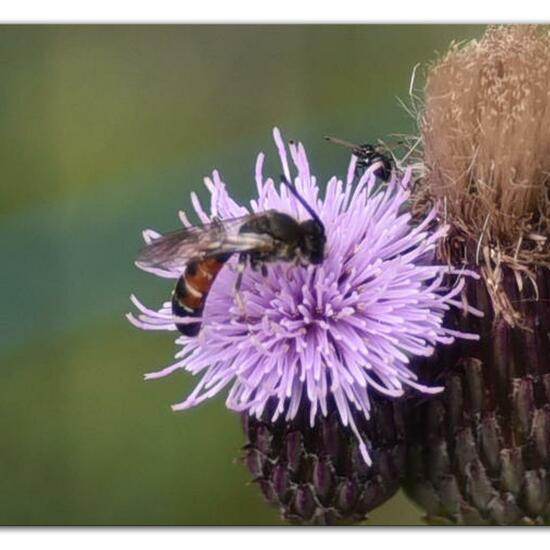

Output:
xmin=325 ymin=136 xmax=394 ymax=181
xmin=352 ymin=143 xmax=394 ymax=181
xmin=137 ymin=190 xmax=326 ymax=336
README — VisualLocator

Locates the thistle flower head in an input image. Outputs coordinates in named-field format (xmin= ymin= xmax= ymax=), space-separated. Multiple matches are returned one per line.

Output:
xmin=416 ymin=25 xmax=550 ymax=326
xmin=405 ymin=25 xmax=550 ymax=526
xmin=128 ymin=128 xmax=478 ymax=465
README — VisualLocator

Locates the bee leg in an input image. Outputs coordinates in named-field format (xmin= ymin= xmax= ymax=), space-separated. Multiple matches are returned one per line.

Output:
xmin=354 ymin=161 xmax=366 ymax=181
xmin=234 ymin=253 xmax=248 ymax=316
xmin=234 ymin=253 xmax=246 ymax=292
xmin=261 ymin=264 xmax=268 ymax=278
xmin=234 ymin=254 xmax=270 ymax=355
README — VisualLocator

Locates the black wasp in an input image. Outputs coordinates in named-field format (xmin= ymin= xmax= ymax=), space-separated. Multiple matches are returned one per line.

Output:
xmin=136 ymin=177 xmax=326 ymax=336
xmin=325 ymin=136 xmax=395 ymax=181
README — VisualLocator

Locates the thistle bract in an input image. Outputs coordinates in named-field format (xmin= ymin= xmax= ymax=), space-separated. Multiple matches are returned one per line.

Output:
xmin=128 ymin=128 xmax=478 ymax=465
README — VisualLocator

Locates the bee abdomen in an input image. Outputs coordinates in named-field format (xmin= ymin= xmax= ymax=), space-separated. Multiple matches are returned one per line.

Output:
xmin=172 ymin=255 xmax=230 ymax=336
xmin=172 ymin=278 xmax=202 ymax=337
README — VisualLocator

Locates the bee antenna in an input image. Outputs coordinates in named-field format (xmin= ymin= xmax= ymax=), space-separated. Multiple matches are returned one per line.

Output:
xmin=280 ymin=175 xmax=323 ymax=226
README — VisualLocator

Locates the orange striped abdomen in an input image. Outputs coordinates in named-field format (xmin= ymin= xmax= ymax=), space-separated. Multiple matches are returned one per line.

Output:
xmin=172 ymin=256 xmax=229 ymax=336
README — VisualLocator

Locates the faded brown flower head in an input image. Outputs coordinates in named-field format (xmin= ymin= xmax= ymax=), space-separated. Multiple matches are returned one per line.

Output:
xmin=405 ymin=25 xmax=550 ymax=525
xmin=419 ymin=26 xmax=550 ymax=282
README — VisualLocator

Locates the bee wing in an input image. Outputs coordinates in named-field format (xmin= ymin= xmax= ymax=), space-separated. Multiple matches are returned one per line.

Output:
xmin=135 ymin=214 xmax=275 ymax=273
xmin=324 ymin=135 xmax=359 ymax=149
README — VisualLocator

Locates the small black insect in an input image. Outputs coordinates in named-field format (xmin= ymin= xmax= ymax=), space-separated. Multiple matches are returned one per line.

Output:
xmin=136 ymin=177 xmax=326 ymax=336
xmin=325 ymin=136 xmax=395 ymax=181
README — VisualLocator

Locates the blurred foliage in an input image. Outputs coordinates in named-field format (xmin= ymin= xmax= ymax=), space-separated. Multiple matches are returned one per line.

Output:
xmin=0 ymin=25 xmax=484 ymax=525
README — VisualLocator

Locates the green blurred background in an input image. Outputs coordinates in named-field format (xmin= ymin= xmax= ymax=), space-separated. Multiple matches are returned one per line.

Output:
xmin=0 ymin=25 xmax=484 ymax=525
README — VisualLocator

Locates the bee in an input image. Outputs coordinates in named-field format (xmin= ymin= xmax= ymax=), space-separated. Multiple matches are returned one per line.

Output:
xmin=324 ymin=136 xmax=395 ymax=181
xmin=136 ymin=177 xmax=326 ymax=336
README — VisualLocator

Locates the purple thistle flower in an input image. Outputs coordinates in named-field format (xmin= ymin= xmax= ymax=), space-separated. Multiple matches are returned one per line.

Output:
xmin=128 ymin=128 xmax=480 ymax=465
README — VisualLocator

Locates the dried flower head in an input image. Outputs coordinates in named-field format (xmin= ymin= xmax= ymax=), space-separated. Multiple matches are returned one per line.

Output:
xmin=419 ymin=25 xmax=550 ymax=277
xmin=128 ymin=128 xmax=477 ymax=466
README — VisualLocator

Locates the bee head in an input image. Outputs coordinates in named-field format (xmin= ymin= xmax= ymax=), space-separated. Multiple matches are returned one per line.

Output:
xmin=279 ymin=173 xmax=326 ymax=265
xmin=356 ymin=143 xmax=376 ymax=157
xmin=299 ymin=219 xmax=326 ymax=265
